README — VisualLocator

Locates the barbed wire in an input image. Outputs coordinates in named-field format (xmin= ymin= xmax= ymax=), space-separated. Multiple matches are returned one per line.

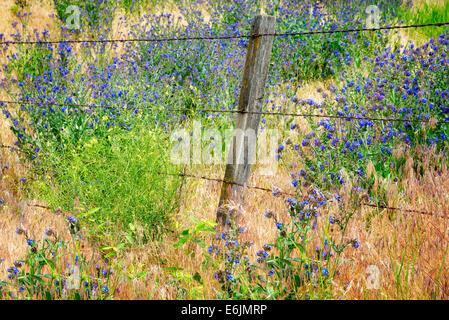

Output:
xmin=160 ymin=171 xmax=296 ymax=196
xmin=1 ymin=100 xmax=447 ymax=124
xmin=22 ymin=202 xmax=173 ymax=233
xmin=2 ymin=19 xmax=449 ymax=233
xmin=361 ymin=202 xmax=448 ymax=219
xmin=1 ymin=21 xmax=448 ymax=46
xmin=2 ymin=149 xmax=445 ymax=221
xmin=0 ymin=100 xmax=117 ymax=110
xmin=23 ymin=200 xmax=448 ymax=243
xmin=0 ymin=144 xmax=24 ymax=153
xmin=161 ymin=171 xmax=449 ymax=220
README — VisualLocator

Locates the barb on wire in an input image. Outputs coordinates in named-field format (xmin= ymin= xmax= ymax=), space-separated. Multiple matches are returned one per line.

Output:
xmin=0 ymin=22 xmax=448 ymax=46
xmin=159 ymin=171 xmax=296 ymax=197
xmin=362 ymin=202 xmax=448 ymax=219
xmin=0 ymin=144 xmax=24 ymax=153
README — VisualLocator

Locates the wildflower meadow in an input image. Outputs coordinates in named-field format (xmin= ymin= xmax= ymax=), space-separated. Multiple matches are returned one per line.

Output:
xmin=0 ymin=0 xmax=449 ymax=304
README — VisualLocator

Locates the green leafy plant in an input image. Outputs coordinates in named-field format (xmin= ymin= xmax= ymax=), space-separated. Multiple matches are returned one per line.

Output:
xmin=32 ymin=123 xmax=182 ymax=243
xmin=174 ymin=217 xmax=217 ymax=255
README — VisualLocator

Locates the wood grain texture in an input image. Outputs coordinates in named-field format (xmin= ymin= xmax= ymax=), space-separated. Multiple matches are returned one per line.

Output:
xmin=217 ymin=15 xmax=276 ymax=225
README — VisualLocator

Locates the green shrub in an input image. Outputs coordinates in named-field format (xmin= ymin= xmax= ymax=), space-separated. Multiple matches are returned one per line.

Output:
xmin=53 ymin=0 xmax=113 ymax=30
xmin=32 ymin=123 xmax=182 ymax=241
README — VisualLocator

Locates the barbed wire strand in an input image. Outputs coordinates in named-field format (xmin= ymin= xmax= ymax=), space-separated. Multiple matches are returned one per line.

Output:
xmin=23 ymin=170 xmax=448 ymax=220
xmin=1 ymin=21 xmax=448 ymax=46
xmin=160 ymin=171 xmax=449 ymax=220
xmin=1 ymin=100 xmax=116 ymax=110
xmin=161 ymin=171 xmax=296 ymax=196
xmin=26 ymin=199 xmax=447 ymax=244
xmin=169 ymin=108 xmax=447 ymax=124
xmin=2 ymin=100 xmax=447 ymax=124
xmin=361 ymin=202 xmax=448 ymax=219
xmin=0 ymin=144 xmax=24 ymax=153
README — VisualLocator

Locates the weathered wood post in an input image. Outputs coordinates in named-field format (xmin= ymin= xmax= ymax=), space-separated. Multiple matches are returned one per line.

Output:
xmin=217 ymin=15 xmax=276 ymax=225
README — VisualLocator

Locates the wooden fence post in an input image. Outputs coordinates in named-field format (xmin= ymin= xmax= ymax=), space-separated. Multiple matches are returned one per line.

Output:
xmin=217 ymin=15 xmax=276 ymax=225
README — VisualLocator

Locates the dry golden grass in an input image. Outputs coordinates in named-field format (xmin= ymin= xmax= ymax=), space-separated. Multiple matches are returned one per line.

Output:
xmin=413 ymin=0 xmax=447 ymax=7
xmin=0 ymin=0 xmax=58 ymax=34
xmin=338 ymin=153 xmax=449 ymax=299
xmin=101 ymin=145 xmax=449 ymax=299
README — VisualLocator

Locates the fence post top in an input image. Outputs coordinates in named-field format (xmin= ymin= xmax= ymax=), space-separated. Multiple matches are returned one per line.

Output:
xmin=251 ymin=15 xmax=276 ymax=38
xmin=253 ymin=14 xmax=276 ymax=24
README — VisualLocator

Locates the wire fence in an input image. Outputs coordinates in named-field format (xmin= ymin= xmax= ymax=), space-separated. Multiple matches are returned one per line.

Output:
xmin=2 ymin=99 xmax=448 ymax=124
xmin=1 ymin=19 xmax=449 ymax=227
xmin=2 ymin=142 xmax=447 ymax=221
xmin=1 ymin=21 xmax=448 ymax=46
xmin=19 ymin=172 xmax=446 ymax=224
xmin=171 ymin=172 xmax=449 ymax=220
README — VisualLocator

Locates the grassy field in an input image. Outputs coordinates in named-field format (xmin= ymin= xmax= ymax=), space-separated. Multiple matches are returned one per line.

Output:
xmin=1 ymin=0 xmax=449 ymax=300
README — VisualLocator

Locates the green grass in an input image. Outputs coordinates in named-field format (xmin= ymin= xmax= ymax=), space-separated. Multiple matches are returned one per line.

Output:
xmin=119 ymin=0 xmax=168 ymax=13
xmin=31 ymin=122 xmax=182 ymax=242
xmin=53 ymin=0 xmax=113 ymax=30
xmin=399 ymin=1 xmax=449 ymax=40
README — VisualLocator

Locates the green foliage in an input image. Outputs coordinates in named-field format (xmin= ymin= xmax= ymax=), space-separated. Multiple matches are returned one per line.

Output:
xmin=53 ymin=0 xmax=112 ymax=30
xmin=11 ymin=0 xmax=28 ymax=16
xmin=398 ymin=1 xmax=449 ymax=40
xmin=5 ymin=44 xmax=52 ymax=84
xmin=53 ymin=0 xmax=74 ymax=23
xmin=0 ymin=235 xmax=115 ymax=300
xmin=267 ymin=0 xmax=400 ymax=81
xmin=11 ymin=0 xmax=29 ymax=15
xmin=173 ymin=217 xmax=217 ymax=252
xmin=168 ymin=217 xmax=218 ymax=299
xmin=15 ymin=0 xmax=28 ymax=7
xmin=208 ymin=197 xmax=357 ymax=300
xmin=279 ymin=30 xmax=449 ymax=200
xmin=32 ymin=123 xmax=182 ymax=241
